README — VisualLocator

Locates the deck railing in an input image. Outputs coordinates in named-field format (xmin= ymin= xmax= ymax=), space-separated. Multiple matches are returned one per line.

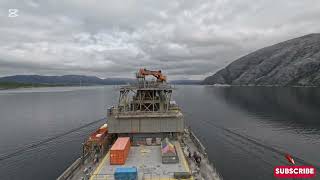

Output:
xmin=110 ymin=108 xmax=182 ymax=118
xmin=57 ymin=152 xmax=90 ymax=180
xmin=189 ymin=128 xmax=207 ymax=157
xmin=57 ymin=157 xmax=82 ymax=180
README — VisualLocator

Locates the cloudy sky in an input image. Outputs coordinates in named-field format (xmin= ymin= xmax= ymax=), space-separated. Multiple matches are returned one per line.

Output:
xmin=0 ymin=0 xmax=320 ymax=80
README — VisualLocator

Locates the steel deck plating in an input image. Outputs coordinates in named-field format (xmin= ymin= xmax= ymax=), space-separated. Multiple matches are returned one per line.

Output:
xmin=90 ymin=142 xmax=192 ymax=180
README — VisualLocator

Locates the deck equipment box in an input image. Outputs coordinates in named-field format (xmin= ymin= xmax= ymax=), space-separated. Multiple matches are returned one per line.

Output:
xmin=161 ymin=138 xmax=179 ymax=164
xmin=110 ymin=137 xmax=131 ymax=165
xmin=114 ymin=167 xmax=137 ymax=180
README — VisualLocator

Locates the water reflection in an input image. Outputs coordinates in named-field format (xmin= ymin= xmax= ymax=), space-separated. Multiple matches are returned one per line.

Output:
xmin=208 ymin=87 xmax=320 ymax=132
xmin=176 ymin=86 xmax=320 ymax=180
xmin=1 ymin=86 xmax=319 ymax=180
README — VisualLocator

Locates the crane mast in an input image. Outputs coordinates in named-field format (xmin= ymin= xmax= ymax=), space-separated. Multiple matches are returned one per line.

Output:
xmin=136 ymin=68 xmax=167 ymax=82
xmin=107 ymin=68 xmax=184 ymax=134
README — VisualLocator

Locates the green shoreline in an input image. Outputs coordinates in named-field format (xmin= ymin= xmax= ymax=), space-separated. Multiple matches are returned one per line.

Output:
xmin=0 ymin=82 xmax=72 ymax=90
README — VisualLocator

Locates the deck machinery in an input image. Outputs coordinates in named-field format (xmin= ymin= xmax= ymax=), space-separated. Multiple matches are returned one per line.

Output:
xmin=58 ymin=69 xmax=220 ymax=180
xmin=108 ymin=68 xmax=184 ymax=142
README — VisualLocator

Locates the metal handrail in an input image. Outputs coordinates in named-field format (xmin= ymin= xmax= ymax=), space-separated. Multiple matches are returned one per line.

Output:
xmin=189 ymin=128 xmax=207 ymax=157
xmin=57 ymin=158 xmax=82 ymax=180
xmin=120 ymin=81 xmax=173 ymax=90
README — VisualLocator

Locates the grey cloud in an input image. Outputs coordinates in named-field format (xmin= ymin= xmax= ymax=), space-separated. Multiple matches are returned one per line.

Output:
xmin=0 ymin=0 xmax=320 ymax=79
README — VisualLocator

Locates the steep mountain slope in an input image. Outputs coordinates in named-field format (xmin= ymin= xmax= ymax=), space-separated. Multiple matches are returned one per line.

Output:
xmin=203 ymin=34 xmax=320 ymax=86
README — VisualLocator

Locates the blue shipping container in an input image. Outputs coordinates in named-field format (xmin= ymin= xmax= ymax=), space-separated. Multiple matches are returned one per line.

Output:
xmin=114 ymin=167 xmax=137 ymax=180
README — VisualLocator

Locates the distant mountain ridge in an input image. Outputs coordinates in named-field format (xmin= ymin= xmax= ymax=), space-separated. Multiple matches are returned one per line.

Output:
xmin=0 ymin=75 xmax=200 ymax=85
xmin=169 ymin=80 xmax=201 ymax=85
xmin=0 ymin=75 xmax=135 ymax=85
xmin=203 ymin=34 xmax=320 ymax=86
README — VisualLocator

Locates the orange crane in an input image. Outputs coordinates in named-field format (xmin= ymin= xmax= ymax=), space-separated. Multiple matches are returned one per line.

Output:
xmin=137 ymin=68 xmax=167 ymax=82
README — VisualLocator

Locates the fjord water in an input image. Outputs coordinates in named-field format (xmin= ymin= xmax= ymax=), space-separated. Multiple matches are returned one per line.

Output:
xmin=0 ymin=86 xmax=319 ymax=180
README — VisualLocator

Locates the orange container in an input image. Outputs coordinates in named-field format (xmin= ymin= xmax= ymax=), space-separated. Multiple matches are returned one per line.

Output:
xmin=88 ymin=124 xmax=108 ymax=142
xmin=110 ymin=137 xmax=131 ymax=165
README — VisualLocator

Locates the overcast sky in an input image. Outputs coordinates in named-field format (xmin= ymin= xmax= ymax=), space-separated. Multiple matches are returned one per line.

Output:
xmin=0 ymin=0 xmax=320 ymax=80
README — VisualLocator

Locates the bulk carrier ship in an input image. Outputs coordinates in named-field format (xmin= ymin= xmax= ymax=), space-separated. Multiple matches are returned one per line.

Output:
xmin=58 ymin=69 xmax=220 ymax=180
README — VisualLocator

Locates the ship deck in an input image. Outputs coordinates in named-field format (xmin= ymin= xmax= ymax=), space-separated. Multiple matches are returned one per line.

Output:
xmin=90 ymin=141 xmax=192 ymax=180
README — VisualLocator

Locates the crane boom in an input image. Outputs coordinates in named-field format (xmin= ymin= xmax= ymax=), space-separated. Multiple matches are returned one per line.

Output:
xmin=137 ymin=68 xmax=167 ymax=82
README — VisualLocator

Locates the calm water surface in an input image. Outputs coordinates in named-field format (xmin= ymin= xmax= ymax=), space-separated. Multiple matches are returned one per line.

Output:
xmin=0 ymin=86 xmax=319 ymax=180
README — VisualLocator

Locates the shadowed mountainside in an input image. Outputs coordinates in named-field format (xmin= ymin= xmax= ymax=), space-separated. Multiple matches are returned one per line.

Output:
xmin=203 ymin=34 xmax=320 ymax=86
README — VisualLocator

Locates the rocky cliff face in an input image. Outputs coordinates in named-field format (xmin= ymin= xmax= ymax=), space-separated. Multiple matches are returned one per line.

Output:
xmin=203 ymin=34 xmax=320 ymax=86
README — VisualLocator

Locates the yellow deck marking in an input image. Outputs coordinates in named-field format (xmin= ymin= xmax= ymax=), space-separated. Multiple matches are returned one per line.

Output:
xmin=90 ymin=143 xmax=194 ymax=180
xmin=90 ymin=151 xmax=110 ymax=180
xmin=144 ymin=178 xmax=192 ymax=180
xmin=175 ymin=142 xmax=194 ymax=180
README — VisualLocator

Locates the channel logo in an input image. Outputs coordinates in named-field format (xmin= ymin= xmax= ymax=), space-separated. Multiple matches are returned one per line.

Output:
xmin=274 ymin=166 xmax=316 ymax=178
xmin=274 ymin=154 xmax=316 ymax=178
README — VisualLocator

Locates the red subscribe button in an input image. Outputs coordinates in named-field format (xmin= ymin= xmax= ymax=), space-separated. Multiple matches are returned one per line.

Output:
xmin=274 ymin=166 xmax=316 ymax=178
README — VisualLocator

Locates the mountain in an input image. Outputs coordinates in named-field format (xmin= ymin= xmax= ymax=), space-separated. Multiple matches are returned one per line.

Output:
xmin=0 ymin=74 xmax=203 ymax=86
xmin=170 ymin=80 xmax=201 ymax=85
xmin=0 ymin=75 xmax=134 ymax=85
xmin=203 ymin=34 xmax=320 ymax=86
